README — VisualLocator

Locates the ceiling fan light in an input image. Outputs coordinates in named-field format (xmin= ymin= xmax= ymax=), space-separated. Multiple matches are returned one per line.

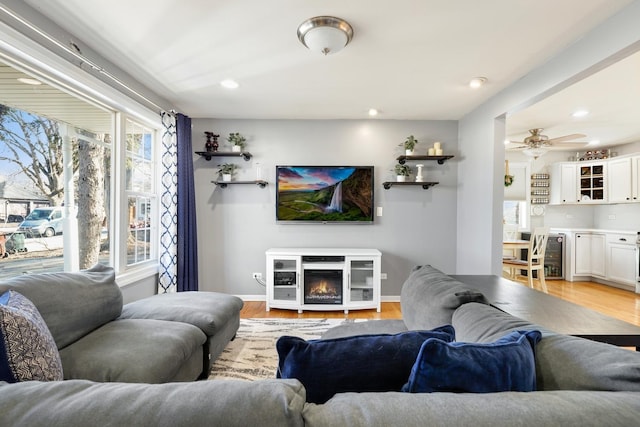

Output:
xmin=297 ymin=16 xmax=354 ymax=55
xmin=522 ymin=146 xmax=548 ymax=159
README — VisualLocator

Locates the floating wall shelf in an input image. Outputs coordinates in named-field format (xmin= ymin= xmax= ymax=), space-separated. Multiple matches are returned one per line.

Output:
xmin=382 ymin=181 xmax=439 ymax=190
xmin=196 ymin=151 xmax=252 ymax=161
xmin=396 ymin=155 xmax=454 ymax=165
xmin=212 ymin=180 xmax=268 ymax=188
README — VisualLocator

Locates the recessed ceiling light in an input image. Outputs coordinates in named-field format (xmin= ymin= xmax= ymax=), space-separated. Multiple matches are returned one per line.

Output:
xmin=469 ymin=77 xmax=487 ymax=89
xmin=368 ymin=108 xmax=379 ymax=117
xmin=220 ymin=79 xmax=239 ymax=89
xmin=589 ymin=139 xmax=600 ymax=145
xmin=17 ymin=77 xmax=42 ymax=86
xmin=572 ymin=109 xmax=589 ymax=118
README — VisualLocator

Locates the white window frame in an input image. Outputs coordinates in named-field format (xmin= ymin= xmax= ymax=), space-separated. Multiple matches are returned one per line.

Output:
xmin=0 ymin=24 xmax=163 ymax=286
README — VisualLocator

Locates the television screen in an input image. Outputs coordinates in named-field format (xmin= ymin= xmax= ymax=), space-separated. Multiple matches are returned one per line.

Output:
xmin=276 ymin=166 xmax=374 ymax=223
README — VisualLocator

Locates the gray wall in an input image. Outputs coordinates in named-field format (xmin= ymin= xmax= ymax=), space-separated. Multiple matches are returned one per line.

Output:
xmin=457 ymin=1 xmax=640 ymax=275
xmin=192 ymin=119 xmax=458 ymax=298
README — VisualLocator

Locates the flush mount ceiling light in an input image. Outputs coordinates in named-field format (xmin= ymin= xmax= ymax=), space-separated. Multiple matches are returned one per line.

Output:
xmin=297 ymin=16 xmax=354 ymax=55
xmin=469 ymin=77 xmax=487 ymax=89
xmin=368 ymin=108 xmax=379 ymax=117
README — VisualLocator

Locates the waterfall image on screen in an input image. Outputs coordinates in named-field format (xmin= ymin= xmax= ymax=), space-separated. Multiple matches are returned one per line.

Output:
xmin=327 ymin=182 xmax=343 ymax=213
xmin=276 ymin=166 xmax=374 ymax=223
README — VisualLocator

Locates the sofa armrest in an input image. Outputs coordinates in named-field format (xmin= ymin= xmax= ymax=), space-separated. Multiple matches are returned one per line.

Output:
xmin=120 ymin=291 xmax=243 ymax=336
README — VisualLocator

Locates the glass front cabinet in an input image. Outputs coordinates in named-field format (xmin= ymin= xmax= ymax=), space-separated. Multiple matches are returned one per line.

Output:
xmin=266 ymin=248 xmax=382 ymax=314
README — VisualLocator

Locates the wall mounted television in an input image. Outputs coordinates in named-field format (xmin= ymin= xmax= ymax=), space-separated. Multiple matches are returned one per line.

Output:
xmin=275 ymin=166 xmax=374 ymax=223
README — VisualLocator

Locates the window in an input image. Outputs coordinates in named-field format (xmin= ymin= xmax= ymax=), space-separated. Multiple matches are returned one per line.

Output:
xmin=0 ymin=60 xmax=159 ymax=279
xmin=125 ymin=120 xmax=156 ymax=266
xmin=503 ymin=200 xmax=528 ymax=231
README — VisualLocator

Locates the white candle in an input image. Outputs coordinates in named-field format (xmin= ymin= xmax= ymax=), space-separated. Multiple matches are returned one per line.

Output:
xmin=435 ymin=148 xmax=443 ymax=156
xmin=428 ymin=148 xmax=435 ymax=156
xmin=433 ymin=142 xmax=441 ymax=150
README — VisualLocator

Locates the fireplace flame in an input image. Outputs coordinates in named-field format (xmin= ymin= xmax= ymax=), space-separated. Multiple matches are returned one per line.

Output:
xmin=309 ymin=280 xmax=338 ymax=296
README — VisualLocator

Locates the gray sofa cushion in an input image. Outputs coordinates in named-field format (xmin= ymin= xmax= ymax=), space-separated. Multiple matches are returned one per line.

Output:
xmin=534 ymin=334 xmax=640 ymax=392
xmin=0 ymin=378 xmax=306 ymax=427
xmin=0 ymin=264 xmax=122 ymax=349
xmin=401 ymin=265 xmax=489 ymax=330
xmin=453 ymin=302 xmax=640 ymax=392
xmin=302 ymin=390 xmax=640 ymax=427
xmin=59 ymin=319 xmax=206 ymax=383
xmin=321 ymin=319 xmax=408 ymax=339
xmin=452 ymin=302 xmax=546 ymax=343
xmin=120 ymin=291 xmax=243 ymax=336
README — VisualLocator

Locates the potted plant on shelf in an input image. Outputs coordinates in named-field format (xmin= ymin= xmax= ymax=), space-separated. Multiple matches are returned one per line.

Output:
xmin=217 ymin=163 xmax=237 ymax=182
xmin=399 ymin=135 xmax=419 ymax=155
xmin=393 ymin=164 xmax=412 ymax=182
xmin=227 ymin=132 xmax=246 ymax=152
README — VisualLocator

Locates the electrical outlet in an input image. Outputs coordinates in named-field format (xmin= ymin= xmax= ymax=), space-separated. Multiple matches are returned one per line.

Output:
xmin=252 ymin=272 xmax=263 ymax=280
xmin=608 ymin=214 xmax=616 ymax=220
xmin=380 ymin=273 xmax=388 ymax=280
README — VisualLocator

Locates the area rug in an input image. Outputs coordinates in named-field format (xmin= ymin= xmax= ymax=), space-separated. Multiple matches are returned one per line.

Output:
xmin=208 ymin=318 xmax=349 ymax=381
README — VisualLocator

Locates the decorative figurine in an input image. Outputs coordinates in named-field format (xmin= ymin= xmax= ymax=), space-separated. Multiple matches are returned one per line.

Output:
xmin=204 ymin=132 xmax=219 ymax=153
xmin=415 ymin=164 xmax=424 ymax=182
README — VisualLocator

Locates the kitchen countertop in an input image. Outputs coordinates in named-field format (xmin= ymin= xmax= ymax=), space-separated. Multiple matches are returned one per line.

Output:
xmin=550 ymin=228 xmax=637 ymax=235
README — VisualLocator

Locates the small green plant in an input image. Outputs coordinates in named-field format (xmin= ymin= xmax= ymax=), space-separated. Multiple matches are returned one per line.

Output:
xmin=227 ymin=132 xmax=246 ymax=149
xmin=217 ymin=163 xmax=237 ymax=177
xmin=393 ymin=164 xmax=412 ymax=176
xmin=399 ymin=135 xmax=418 ymax=151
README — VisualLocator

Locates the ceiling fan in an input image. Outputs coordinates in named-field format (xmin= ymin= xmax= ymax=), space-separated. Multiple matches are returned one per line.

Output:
xmin=506 ymin=128 xmax=588 ymax=158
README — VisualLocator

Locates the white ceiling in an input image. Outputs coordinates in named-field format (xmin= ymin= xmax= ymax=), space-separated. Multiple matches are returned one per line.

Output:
xmin=506 ymin=50 xmax=640 ymax=150
xmin=2 ymin=0 xmax=638 ymax=149
xmin=17 ymin=0 xmax=633 ymax=124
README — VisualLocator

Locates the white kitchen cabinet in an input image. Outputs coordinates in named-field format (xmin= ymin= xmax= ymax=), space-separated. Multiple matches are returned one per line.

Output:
xmin=606 ymin=233 xmax=637 ymax=287
xmin=608 ymin=157 xmax=633 ymax=203
xmin=578 ymin=162 xmax=606 ymax=203
xmin=550 ymin=163 xmax=578 ymax=204
xmin=633 ymin=156 xmax=640 ymax=202
xmin=574 ymin=233 xmax=606 ymax=277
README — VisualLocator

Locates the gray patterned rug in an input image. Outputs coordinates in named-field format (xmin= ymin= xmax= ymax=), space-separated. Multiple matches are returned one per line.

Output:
xmin=208 ymin=318 xmax=347 ymax=381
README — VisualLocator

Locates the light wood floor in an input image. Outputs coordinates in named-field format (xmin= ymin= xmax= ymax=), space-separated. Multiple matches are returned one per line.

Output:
xmin=241 ymin=279 xmax=640 ymax=327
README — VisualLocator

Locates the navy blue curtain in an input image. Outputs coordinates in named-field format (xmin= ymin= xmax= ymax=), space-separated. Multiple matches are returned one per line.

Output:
xmin=176 ymin=113 xmax=198 ymax=291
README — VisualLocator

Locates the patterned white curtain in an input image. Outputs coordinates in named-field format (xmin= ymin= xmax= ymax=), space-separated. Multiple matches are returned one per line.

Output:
xmin=158 ymin=111 xmax=178 ymax=293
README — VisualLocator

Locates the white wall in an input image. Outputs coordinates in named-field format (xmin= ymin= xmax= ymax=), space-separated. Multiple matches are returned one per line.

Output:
xmin=192 ymin=119 xmax=458 ymax=298
xmin=457 ymin=1 xmax=640 ymax=275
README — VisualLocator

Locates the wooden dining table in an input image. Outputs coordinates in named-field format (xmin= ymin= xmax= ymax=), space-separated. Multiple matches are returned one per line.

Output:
xmin=502 ymin=239 xmax=529 ymax=251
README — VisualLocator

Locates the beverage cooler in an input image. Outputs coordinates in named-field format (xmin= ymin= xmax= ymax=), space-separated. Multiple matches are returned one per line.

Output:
xmin=520 ymin=232 xmax=565 ymax=280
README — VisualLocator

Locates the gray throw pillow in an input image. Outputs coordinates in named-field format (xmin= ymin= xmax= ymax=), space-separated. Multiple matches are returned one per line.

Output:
xmin=0 ymin=290 xmax=63 ymax=382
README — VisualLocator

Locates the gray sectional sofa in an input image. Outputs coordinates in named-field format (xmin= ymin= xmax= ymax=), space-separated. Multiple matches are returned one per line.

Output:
xmin=2 ymin=265 xmax=640 ymax=426
xmin=0 ymin=264 xmax=243 ymax=383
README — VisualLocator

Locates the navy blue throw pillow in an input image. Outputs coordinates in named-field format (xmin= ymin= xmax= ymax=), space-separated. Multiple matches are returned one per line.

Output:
xmin=402 ymin=329 xmax=541 ymax=393
xmin=276 ymin=325 xmax=455 ymax=404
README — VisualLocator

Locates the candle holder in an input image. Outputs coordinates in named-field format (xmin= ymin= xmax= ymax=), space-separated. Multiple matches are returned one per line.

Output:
xmin=204 ymin=132 xmax=220 ymax=153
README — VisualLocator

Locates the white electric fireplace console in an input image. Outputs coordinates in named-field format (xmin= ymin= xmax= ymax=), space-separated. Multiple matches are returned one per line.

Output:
xmin=265 ymin=248 xmax=382 ymax=313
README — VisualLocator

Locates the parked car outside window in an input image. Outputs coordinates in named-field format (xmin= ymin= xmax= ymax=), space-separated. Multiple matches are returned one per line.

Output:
xmin=17 ymin=207 xmax=64 ymax=237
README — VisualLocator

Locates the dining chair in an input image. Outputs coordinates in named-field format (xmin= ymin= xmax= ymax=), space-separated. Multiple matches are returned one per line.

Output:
xmin=502 ymin=224 xmax=519 ymax=278
xmin=502 ymin=227 xmax=550 ymax=292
